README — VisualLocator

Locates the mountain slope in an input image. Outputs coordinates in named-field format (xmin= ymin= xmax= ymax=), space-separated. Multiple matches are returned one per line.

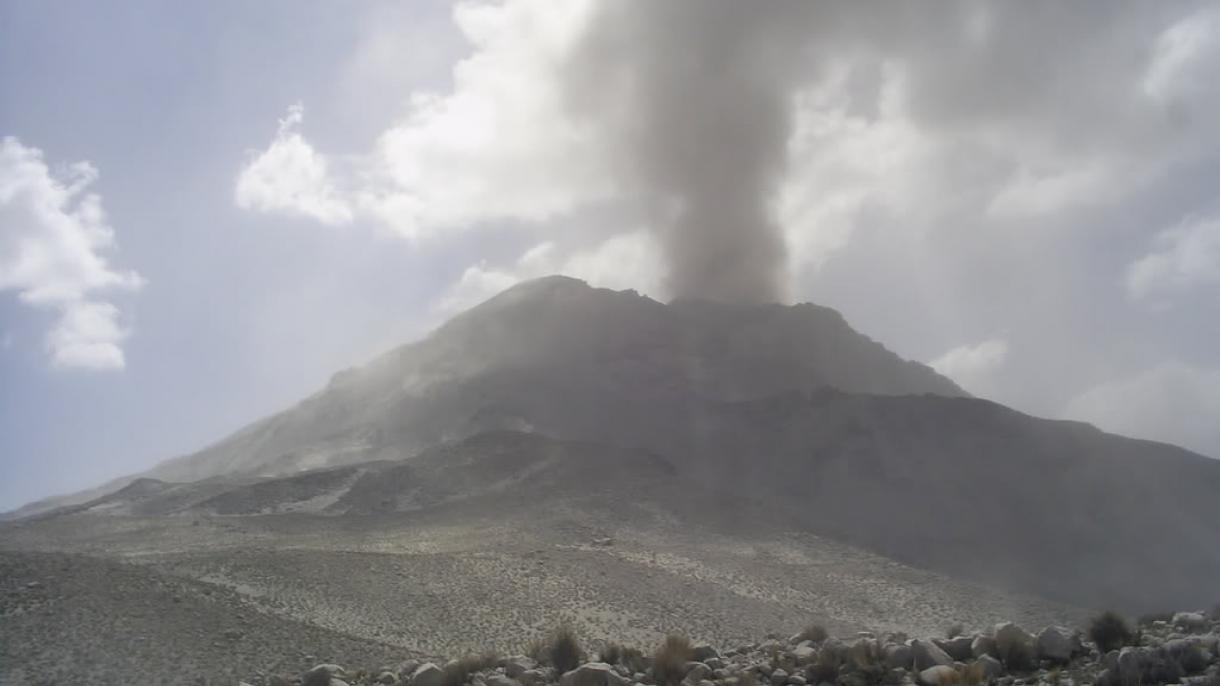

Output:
xmin=141 ymin=276 xmax=964 ymax=484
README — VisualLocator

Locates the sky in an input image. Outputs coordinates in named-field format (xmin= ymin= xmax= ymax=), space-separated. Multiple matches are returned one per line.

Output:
xmin=2 ymin=0 xmax=1219 ymax=511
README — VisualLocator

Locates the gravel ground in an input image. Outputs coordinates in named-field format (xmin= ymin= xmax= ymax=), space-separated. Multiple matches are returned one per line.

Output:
xmin=0 ymin=490 xmax=1087 ymax=685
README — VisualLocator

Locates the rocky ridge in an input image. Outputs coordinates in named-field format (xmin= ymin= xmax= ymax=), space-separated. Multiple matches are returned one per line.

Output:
xmin=253 ymin=611 xmax=1220 ymax=686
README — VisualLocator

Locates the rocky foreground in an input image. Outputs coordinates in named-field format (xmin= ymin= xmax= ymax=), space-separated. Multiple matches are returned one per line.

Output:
xmin=252 ymin=611 xmax=1220 ymax=686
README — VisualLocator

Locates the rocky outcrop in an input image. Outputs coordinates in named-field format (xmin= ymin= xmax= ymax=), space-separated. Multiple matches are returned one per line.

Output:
xmin=256 ymin=609 xmax=1220 ymax=686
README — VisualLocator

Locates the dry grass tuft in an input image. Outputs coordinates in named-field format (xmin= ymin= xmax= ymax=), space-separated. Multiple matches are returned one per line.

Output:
xmin=797 ymin=624 xmax=829 ymax=644
xmin=652 ymin=634 xmax=694 ymax=686
xmin=1089 ymin=611 xmax=1135 ymax=653
xmin=442 ymin=652 xmax=500 ymax=686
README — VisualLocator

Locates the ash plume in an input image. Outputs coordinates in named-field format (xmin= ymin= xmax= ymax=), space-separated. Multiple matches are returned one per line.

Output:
xmin=565 ymin=1 xmax=816 ymax=304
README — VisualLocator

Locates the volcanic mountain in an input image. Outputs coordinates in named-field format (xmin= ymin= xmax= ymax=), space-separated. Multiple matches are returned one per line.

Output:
xmin=5 ymin=276 xmax=1219 ymax=658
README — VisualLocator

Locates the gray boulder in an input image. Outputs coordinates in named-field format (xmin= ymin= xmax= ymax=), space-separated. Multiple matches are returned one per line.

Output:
xmin=518 ymin=670 xmax=548 ymax=686
xmin=377 ymin=673 xmax=399 ymax=686
xmin=561 ymin=663 xmax=628 ymax=686
xmin=1174 ymin=612 xmax=1208 ymax=632
xmin=488 ymin=677 xmax=521 ymax=686
xmin=506 ymin=658 xmax=537 ymax=679
xmin=916 ymin=665 xmax=959 ymax=686
xmin=305 ymin=665 xmax=348 ymax=686
xmin=993 ymin=623 xmax=1035 ymax=668
xmin=413 ymin=663 xmax=445 ymax=686
xmin=693 ymin=645 xmax=719 ymax=662
xmin=769 ymin=668 xmax=788 ymax=686
xmin=883 ymin=644 xmax=913 ymax=670
xmin=398 ymin=662 xmax=422 ymax=682
xmin=910 ymin=640 xmax=953 ymax=670
xmin=934 ymin=636 xmax=974 ymax=661
xmin=792 ymin=645 xmax=818 ymax=664
xmin=1036 ymin=626 xmax=1081 ymax=662
xmin=1163 ymin=638 xmax=1209 ymax=674
xmin=971 ymin=636 xmax=997 ymax=659
xmin=976 ymin=654 xmax=1003 ymax=680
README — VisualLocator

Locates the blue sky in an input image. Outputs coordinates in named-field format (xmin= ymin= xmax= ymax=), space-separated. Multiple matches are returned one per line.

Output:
xmin=3 ymin=1 xmax=1220 ymax=511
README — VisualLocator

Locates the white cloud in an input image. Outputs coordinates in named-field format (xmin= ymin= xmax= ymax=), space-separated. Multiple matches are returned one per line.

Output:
xmin=436 ymin=230 xmax=663 ymax=314
xmin=235 ymin=104 xmax=354 ymax=226
xmin=929 ymin=338 xmax=1009 ymax=396
xmin=1143 ymin=7 xmax=1220 ymax=110
xmin=237 ymin=1 xmax=606 ymax=239
xmin=1064 ymin=363 xmax=1220 ymax=458
xmin=0 ymin=137 xmax=143 ymax=370
xmin=1127 ymin=215 xmax=1220 ymax=303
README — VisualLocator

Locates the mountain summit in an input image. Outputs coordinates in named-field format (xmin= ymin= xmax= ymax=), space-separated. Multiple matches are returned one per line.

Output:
xmin=143 ymin=276 xmax=964 ymax=483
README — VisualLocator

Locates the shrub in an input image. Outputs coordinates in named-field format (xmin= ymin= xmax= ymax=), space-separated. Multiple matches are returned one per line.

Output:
xmin=600 ymin=642 xmax=623 ymax=666
xmin=528 ymin=626 xmax=585 ymax=675
xmin=798 ymin=624 xmax=829 ymax=644
xmin=1089 ymin=611 xmax=1135 ymax=653
xmin=652 ymin=634 xmax=693 ymax=686
xmin=599 ymin=642 xmax=645 ymax=672
xmin=549 ymin=626 xmax=586 ymax=674
xmin=995 ymin=634 xmax=1035 ymax=672
xmin=806 ymin=649 xmax=842 ymax=685
xmin=443 ymin=652 xmax=500 ymax=686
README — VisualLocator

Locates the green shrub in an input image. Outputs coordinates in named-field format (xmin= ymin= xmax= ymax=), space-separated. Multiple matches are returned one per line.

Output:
xmin=1088 ymin=611 xmax=1135 ymax=653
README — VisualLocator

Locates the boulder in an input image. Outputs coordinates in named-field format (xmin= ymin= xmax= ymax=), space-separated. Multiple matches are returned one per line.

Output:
xmin=792 ymin=645 xmax=818 ymax=664
xmin=934 ymin=636 xmax=974 ymax=662
xmin=518 ymin=670 xmax=547 ymax=686
xmin=975 ymin=655 xmax=1003 ymax=680
xmin=993 ymin=623 xmax=1035 ymax=669
xmin=883 ymin=644 xmax=913 ymax=670
xmin=413 ymin=663 xmax=445 ymax=686
xmin=506 ymin=659 xmax=537 ymax=679
xmin=910 ymin=640 xmax=953 ymax=670
xmin=398 ymin=662 xmax=422 ymax=682
xmin=916 ymin=665 xmax=959 ymax=686
xmin=305 ymin=665 xmax=348 ymax=686
xmin=1163 ymin=638 xmax=1209 ymax=674
xmin=377 ymin=674 xmax=399 ymax=686
xmin=1036 ymin=626 xmax=1081 ymax=662
xmin=693 ymin=645 xmax=720 ymax=662
xmin=769 ymin=668 xmax=789 ymax=686
xmin=1174 ymin=612 xmax=1208 ymax=632
xmin=561 ymin=663 xmax=628 ymax=686
xmin=488 ymin=677 xmax=521 ymax=686
xmin=970 ymin=636 xmax=997 ymax=659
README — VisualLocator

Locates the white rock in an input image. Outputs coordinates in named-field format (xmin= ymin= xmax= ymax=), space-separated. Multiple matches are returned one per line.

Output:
xmin=413 ymin=663 xmax=445 ymax=686
xmin=1173 ymin=612 xmax=1208 ymax=632
xmin=561 ymin=663 xmax=627 ymax=686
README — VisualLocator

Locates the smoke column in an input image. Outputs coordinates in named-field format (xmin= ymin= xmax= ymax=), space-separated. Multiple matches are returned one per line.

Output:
xmin=564 ymin=1 xmax=815 ymax=304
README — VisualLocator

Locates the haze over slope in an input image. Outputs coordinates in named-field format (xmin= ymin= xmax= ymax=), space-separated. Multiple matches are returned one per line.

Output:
xmin=142 ymin=276 xmax=963 ymax=483
xmin=8 ymin=276 xmax=1220 ymax=614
